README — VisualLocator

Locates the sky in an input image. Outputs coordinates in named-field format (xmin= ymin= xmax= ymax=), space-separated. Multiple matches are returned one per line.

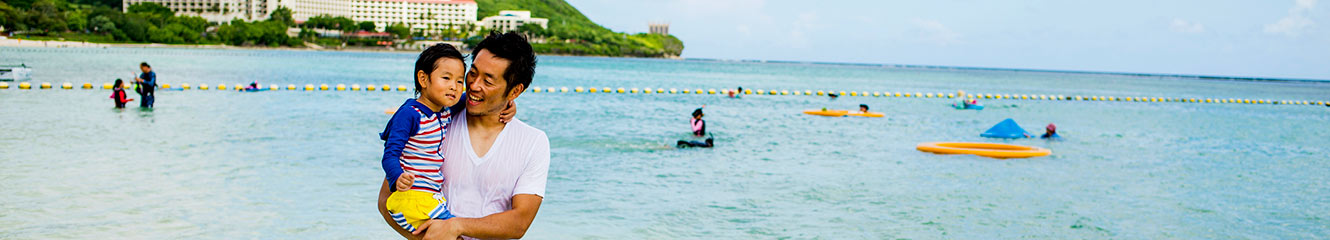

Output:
xmin=563 ymin=0 xmax=1330 ymax=80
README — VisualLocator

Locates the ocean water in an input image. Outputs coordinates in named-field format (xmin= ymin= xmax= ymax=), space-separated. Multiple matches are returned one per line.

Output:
xmin=1 ymin=47 xmax=1328 ymax=239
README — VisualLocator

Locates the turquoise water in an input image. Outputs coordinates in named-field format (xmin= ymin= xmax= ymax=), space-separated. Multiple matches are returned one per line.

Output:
xmin=2 ymin=47 xmax=1329 ymax=239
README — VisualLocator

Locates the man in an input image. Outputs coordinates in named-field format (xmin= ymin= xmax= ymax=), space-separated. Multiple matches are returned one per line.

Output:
xmin=377 ymin=32 xmax=548 ymax=240
xmin=134 ymin=62 xmax=156 ymax=108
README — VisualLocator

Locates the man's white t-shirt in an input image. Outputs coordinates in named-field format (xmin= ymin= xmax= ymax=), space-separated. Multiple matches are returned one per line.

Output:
xmin=440 ymin=112 xmax=549 ymax=220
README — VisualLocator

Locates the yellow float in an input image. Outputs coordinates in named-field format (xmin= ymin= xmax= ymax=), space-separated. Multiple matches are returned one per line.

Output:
xmin=802 ymin=109 xmax=884 ymax=118
xmin=916 ymin=142 xmax=1051 ymax=159
xmin=802 ymin=109 xmax=848 ymax=117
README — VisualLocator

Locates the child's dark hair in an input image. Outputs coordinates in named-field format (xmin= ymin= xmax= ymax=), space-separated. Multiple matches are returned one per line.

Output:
xmin=114 ymin=78 xmax=123 ymax=88
xmin=860 ymin=104 xmax=869 ymax=111
xmin=414 ymin=43 xmax=466 ymax=96
xmin=692 ymin=108 xmax=704 ymax=118
xmin=140 ymin=62 xmax=150 ymax=68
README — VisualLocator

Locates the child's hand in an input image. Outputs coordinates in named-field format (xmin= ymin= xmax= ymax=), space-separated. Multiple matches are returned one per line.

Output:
xmin=498 ymin=100 xmax=516 ymax=123
xmin=395 ymin=174 xmax=415 ymax=192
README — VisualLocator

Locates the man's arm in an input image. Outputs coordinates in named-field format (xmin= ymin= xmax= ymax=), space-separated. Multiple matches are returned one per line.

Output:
xmin=416 ymin=194 xmax=543 ymax=240
xmin=378 ymin=179 xmax=422 ymax=240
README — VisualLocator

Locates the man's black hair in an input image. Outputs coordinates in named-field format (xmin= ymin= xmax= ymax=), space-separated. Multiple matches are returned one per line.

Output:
xmin=470 ymin=31 xmax=537 ymax=94
xmin=860 ymin=104 xmax=869 ymax=111
xmin=140 ymin=62 xmax=150 ymax=68
xmin=692 ymin=108 xmax=704 ymax=118
xmin=414 ymin=43 xmax=466 ymax=96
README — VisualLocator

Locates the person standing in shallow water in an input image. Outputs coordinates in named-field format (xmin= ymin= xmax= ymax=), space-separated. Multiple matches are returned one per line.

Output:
xmin=134 ymin=62 xmax=157 ymax=108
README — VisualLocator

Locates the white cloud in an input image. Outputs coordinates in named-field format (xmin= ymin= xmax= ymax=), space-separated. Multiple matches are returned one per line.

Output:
xmin=1265 ymin=0 xmax=1317 ymax=36
xmin=1170 ymin=18 xmax=1206 ymax=33
xmin=910 ymin=18 xmax=960 ymax=46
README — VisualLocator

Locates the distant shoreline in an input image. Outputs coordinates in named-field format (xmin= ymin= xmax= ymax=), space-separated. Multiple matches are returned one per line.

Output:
xmin=4 ymin=38 xmax=1319 ymax=82
xmin=686 ymin=58 xmax=1330 ymax=83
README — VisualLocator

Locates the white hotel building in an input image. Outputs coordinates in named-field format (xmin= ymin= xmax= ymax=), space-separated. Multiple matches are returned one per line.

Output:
xmin=123 ymin=0 xmax=477 ymax=34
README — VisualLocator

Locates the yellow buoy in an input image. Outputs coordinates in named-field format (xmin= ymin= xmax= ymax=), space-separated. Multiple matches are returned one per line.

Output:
xmin=161 ymin=83 xmax=171 ymax=89
xmin=841 ymin=91 xmax=849 ymax=96
xmin=79 ymin=83 xmax=92 ymax=89
xmin=668 ymin=88 xmax=676 ymax=94
xmin=561 ymin=87 xmax=569 ymax=93
xmin=336 ymin=84 xmax=346 ymax=91
xmin=532 ymin=87 xmax=542 ymax=92
xmin=589 ymin=87 xmax=598 ymax=92
xmin=319 ymin=84 xmax=329 ymax=91
xmin=781 ymin=90 xmax=789 ymax=95
xmin=576 ymin=87 xmax=585 ymax=92
xmin=179 ymin=83 xmax=191 ymax=89
xmin=40 ymin=82 xmax=51 ymax=89
xmin=616 ymin=88 xmax=625 ymax=93
xmin=381 ymin=84 xmax=391 ymax=91
xmin=816 ymin=90 xmax=825 ymax=96
xmin=743 ymin=89 xmax=752 ymax=95
xmin=602 ymin=87 xmax=612 ymax=93
xmin=199 ymin=84 xmax=210 ymax=90
xmin=287 ymin=84 xmax=297 ymax=90
xmin=366 ymin=84 xmax=377 ymax=91
xmin=232 ymin=84 xmax=242 ymax=90
xmin=61 ymin=82 xmax=72 ymax=89
xmin=0 ymin=82 xmax=9 ymax=89
xmin=19 ymin=82 xmax=32 ymax=89
xmin=269 ymin=84 xmax=278 ymax=90
xmin=629 ymin=88 xmax=638 ymax=93
xmin=304 ymin=84 xmax=314 ymax=91
xmin=695 ymin=89 xmax=704 ymax=94
xmin=351 ymin=84 xmax=361 ymax=91
xmin=217 ymin=84 xmax=228 ymax=90
xmin=397 ymin=85 xmax=408 ymax=91
xmin=804 ymin=90 xmax=812 ymax=95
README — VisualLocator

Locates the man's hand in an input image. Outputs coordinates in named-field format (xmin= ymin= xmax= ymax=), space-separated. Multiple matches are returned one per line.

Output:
xmin=498 ymin=100 xmax=516 ymax=123
xmin=414 ymin=219 xmax=463 ymax=240
xmin=395 ymin=174 xmax=416 ymax=192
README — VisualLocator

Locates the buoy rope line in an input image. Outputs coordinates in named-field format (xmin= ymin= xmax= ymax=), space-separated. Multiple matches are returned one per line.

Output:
xmin=1 ymin=82 xmax=1326 ymax=107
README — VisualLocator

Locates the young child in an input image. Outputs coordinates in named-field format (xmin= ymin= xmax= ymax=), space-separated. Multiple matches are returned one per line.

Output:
xmin=690 ymin=108 xmax=706 ymax=137
xmin=109 ymin=78 xmax=133 ymax=108
xmin=379 ymin=44 xmax=467 ymax=232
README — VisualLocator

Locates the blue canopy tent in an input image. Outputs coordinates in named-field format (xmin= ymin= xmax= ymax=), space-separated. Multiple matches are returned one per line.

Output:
xmin=980 ymin=118 xmax=1030 ymax=138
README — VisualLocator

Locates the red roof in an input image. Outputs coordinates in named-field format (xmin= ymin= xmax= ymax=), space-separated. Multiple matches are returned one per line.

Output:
xmin=348 ymin=31 xmax=393 ymax=37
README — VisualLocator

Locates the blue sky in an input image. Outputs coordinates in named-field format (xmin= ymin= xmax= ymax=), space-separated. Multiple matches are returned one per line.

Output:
xmin=564 ymin=0 xmax=1329 ymax=80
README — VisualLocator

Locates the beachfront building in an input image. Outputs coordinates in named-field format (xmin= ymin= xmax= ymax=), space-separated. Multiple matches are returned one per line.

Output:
xmin=348 ymin=0 xmax=477 ymax=34
xmin=124 ymin=0 xmax=478 ymax=35
xmin=122 ymin=0 xmax=276 ymax=23
xmin=480 ymin=10 xmax=548 ymax=33
xmin=648 ymin=22 xmax=669 ymax=35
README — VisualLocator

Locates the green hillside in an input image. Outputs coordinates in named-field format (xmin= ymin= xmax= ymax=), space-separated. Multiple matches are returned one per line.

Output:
xmin=474 ymin=0 xmax=683 ymax=58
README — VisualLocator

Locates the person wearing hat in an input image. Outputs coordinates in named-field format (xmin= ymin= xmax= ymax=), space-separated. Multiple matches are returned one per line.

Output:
xmin=1040 ymin=123 xmax=1059 ymax=139
xmin=690 ymin=108 xmax=706 ymax=137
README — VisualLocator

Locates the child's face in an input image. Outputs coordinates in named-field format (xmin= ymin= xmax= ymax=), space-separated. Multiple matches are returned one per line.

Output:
xmin=419 ymin=58 xmax=467 ymax=108
xmin=140 ymin=66 xmax=151 ymax=73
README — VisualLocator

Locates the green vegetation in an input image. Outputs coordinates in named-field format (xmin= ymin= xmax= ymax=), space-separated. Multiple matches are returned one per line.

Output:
xmin=474 ymin=0 xmax=683 ymax=57
xmin=1 ymin=0 xmax=302 ymax=46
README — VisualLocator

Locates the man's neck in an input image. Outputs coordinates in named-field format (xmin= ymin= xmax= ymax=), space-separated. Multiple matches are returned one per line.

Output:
xmin=467 ymin=112 xmax=507 ymax=131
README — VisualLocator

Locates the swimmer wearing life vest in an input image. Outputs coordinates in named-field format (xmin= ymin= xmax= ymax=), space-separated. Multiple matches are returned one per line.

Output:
xmin=678 ymin=108 xmax=715 ymax=148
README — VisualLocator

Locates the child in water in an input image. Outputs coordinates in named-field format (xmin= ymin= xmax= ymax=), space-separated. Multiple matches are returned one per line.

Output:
xmin=109 ymin=79 xmax=133 ymax=108
xmin=1041 ymin=123 xmax=1059 ymax=139
xmin=690 ymin=108 xmax=706 ymax=137
xmin=679 ymin=108 xmax=714 ymax=148
xmin=378 ymin=44 xmax=467 ymax=232
xmin=858 ymin=104 xmax=870 ymax=113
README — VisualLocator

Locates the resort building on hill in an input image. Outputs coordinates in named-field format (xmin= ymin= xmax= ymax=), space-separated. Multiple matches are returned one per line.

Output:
xmin=123 ymin=0 xmax=477 ymax=34
xmin=479 ymin=10 xmax=547 ymax=33
xmin=648 ymin=22 xmax=669 ymax=35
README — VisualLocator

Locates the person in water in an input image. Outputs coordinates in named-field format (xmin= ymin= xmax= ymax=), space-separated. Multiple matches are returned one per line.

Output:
xmin=728 ymin=86 xmax=743 ymax=98
xmin=378 ymin=43 xmax=469 ymax=233
xmin=246 ymin=81 xmax=259 ymax=90
xmin=858 ymin=104 xmax=869 ymax=113
xmin=690 ymin=108 xmax=706 ymax=137
xmin=109 ymin=78 xmax=133 ymax=108
xmin=828 ymin=93 xmax=839 ymax=100
xmin=1041 ymin=123 xmax=1059 ymax=139
xmin=134 ymin=62 xmax=157 ymax=108
xmin=679 ymin=107 xmax=714 ymax=148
